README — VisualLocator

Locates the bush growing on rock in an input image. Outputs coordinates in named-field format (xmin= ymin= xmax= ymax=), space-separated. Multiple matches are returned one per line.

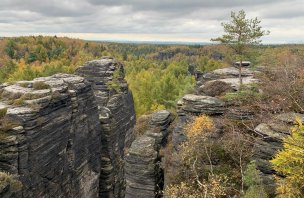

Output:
xmin=164 ymin=115 xmax=254 ymax=197
xmin=164 ymin=176 xmax=228 ymax=198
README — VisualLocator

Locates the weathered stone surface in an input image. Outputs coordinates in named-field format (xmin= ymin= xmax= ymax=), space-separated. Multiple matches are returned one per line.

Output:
xmin=202 ymin=67 xmax=254 ymax=80
xmin=254 ymin=123 xmax=287 ymax=141
xmin=172 ymin=114 xmax=191 ymax=149
xmin=252 ymin=112 xmax=303 ymax=196
xmin=179 ymin=94 xmax=225 ymax=115
xmin=0 ymin=74 xmax=102 ymax=198
xmin=125 ymin=136 xmax=157 ymax=198
xmin=226 ymin=107 xmax=255 ymax=120
xmin=275 ymin=112 xmax=304 ymax=124
xmin=125 ymin=110 xmax=173 ymax=198
xmin=206 ymin=77 xmax=259 ymax=91
xmin=76 ymin=57 xmax=136 ymax=197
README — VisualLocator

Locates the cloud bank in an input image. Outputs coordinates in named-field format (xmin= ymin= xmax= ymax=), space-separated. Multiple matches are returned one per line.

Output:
xmin=0 ymin=0 xmax=303 ymax=43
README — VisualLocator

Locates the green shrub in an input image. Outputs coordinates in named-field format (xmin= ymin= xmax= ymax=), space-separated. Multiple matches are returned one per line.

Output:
xmin=223 ymin=84 xmax=263 ymax=103
xmin=106 ymin=69 xmax=121 ymax=93
xmin=244 ymin=161 xmax=268 ymax=198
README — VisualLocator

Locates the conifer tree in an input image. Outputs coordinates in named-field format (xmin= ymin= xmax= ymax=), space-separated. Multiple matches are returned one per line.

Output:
xmin=212 ymin=10 xmax=269 ymax=85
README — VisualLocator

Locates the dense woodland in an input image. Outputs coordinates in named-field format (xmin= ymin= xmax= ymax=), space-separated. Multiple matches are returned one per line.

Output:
xmin=1 ymin=36 xmax=304 ymax=197
xmin=1 ymin=36 xmax=304 ymax=116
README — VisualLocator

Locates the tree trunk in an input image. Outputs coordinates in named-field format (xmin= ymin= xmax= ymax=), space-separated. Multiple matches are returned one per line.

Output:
xmin=239 ymin=59 xmax=243 ymax=87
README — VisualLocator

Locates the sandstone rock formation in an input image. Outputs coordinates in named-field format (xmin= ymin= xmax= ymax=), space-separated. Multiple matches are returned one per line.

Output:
xmin=0 ymin=57 xmax=136 ymax=198
xmin=125 ymin=110 xmax=173 ymax=198
xmin=253 ymin=112 xmax=304 ymax=195
xmin=76 ymin=57 xmax=136 ymax=197
xmin=201 ymin=67 xmax=258 ymax=91
xmin=178 ymin=94 xmax=225 ymax=115
xmin=0 ymin=74 xmax=102 ymax=198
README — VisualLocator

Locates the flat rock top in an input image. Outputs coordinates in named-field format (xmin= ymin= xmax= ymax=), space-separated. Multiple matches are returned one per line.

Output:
xmin=128 ymin=136 xmax=157 ymax=158
xmin=275 ymin=112 xmax=304 ymax=123
xmin=182 ymin=94 xmax=224 ymax=105
xmin=151 ymin=110 xmax=171 ymax=123
xmin=212 ymin=67 xmax=253 ymax=76
xmin=255 ymin=123 xmax=287 ymax=140
xmin=0 ymin=74 xmax=86 ymax=111
xmin=234 ymin=61 xmax=251 ymax=67
xmin=205 ymin=77 xmax=259 ymax=91
xmin=77 ymin=57 xmax=117 ymax=69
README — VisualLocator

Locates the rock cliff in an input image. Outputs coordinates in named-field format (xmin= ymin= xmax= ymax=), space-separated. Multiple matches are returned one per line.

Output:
xmin=0 ymin=74 xmax=101 ymax=197
xmin=0 ymin=57 xmax=136 ymax=198
xmin=76 ymin=58 xmax=136 ymax=197
xmin=125 ymin=110 xmax=173 ymax=198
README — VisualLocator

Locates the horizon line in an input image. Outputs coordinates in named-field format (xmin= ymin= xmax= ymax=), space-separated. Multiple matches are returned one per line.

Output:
xmin=1 ymin=35 xmax=304 ymax=45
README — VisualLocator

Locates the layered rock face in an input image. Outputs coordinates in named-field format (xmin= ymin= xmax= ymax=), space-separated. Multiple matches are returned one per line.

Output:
xmin=253 ymin=112 xmax=304 ymax=195
xmin=0 ymin=74 xmax=102 ymax=198
xmin=0 ymin=57 xmax=136 ymax=198
xmin=76 ymin=57 xmax=136 ymax=197
xmin=125 ymin=110 xmax=173 ymax=198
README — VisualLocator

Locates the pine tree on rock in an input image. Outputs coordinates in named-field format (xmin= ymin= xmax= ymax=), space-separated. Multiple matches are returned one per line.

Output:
xmin=211 ymin=10 xmax=269 ymax=85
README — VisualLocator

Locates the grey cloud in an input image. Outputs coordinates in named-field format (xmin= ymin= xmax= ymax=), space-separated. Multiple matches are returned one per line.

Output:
xmin=88 ymin=0 xmax=282 ymax=9
xmin=0 ymin=0 xmax=94 ymax=17
xmin=0 ymin=0 xmax=303 ymax=43
xmin=260 ymin=0 xmax=304 ymax=19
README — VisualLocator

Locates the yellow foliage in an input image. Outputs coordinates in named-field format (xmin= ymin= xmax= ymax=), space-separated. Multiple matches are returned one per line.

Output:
xmin=151 ymin=103 xmax=166 ymax=112
xmin=185 ymin=115 xmax=214 ymax=139
xmin=164 ymin=175 xmax=227 ymax=198
xmin=270 ymin=118 xmax=304 ymax=197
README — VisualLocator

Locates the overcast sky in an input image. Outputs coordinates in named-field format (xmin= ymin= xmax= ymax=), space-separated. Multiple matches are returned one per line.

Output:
xmin=0 ymin=0 xmax=303 ymax=43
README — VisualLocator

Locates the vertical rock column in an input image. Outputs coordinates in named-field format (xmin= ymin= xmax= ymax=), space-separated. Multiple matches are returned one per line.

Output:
xmin=76 ymin=57 xmax=136 ymax=197
xmin=125 ymin=110 xmax=173 ymax=198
